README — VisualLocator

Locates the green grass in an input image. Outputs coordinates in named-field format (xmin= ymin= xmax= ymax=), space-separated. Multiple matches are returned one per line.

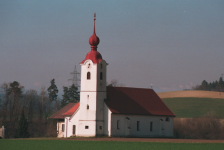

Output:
xmin=162 ymin=97 xmax=224 ymax=118
xmin=0 ymin=139 xmax=223 ymax=150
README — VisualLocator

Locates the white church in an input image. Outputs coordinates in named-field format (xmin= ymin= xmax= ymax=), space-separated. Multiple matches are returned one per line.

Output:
xmin=49 ymin=15 xmax=175 ymax=137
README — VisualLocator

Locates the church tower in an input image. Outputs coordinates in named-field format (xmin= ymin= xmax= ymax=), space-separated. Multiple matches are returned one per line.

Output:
xmin=78 ymin=14 xmax=107 ymax=136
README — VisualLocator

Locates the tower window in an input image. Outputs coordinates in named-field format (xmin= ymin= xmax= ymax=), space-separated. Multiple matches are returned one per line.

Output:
xmin=99 ymin=126 xmax=102 ymax=130
xmin=101 ymin=63 xmax=103 ymax=69
xmin=85 ymin=126 xmax=89 ymax=129
xmin=87 ymin=72 xmax=91 ymax=80
xmin=87 ymin=105 xmax=89 ymax=109
xmin=100 ymin=72 xmax=103 ymax=80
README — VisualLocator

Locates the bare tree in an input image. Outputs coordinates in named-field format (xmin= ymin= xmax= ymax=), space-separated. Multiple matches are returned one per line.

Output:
xmin=37 ymin=86 xmax=46 ymax=120
xmin=39 ymin=86 xmax=52 ymax=119
xmin=1 ymin=83 xmax=9 ymax=119
xmin=0 ymin=81 xmax=24 ymax=137
xmin=23 ymin=89 xmax=38 ymax=123
xmin=107 ymin=79 xmax=125 ymax=87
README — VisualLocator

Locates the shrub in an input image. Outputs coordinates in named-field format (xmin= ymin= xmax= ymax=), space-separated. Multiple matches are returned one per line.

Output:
xmin=16 ymin=109 xmax=29 ymax=138
xmin=174 ymin=114 xmax=224 ymax=139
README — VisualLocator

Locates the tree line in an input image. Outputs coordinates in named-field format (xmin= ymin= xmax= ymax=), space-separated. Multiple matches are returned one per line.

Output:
xmin=192 ymin=77 xmax=224 ymax=92
xmin=0 ymin=79 xmax=79 ymax=138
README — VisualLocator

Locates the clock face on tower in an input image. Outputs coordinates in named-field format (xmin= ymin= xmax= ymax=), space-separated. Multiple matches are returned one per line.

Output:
xmin=87 ymin=63 xmax=91 ymax=69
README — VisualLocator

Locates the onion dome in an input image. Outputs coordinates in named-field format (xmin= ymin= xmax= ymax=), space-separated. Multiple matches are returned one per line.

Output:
xmin=81 ymin=13 xmax=102 ymax=64
xmin=89 ymin=14 xmax=100 ymax=50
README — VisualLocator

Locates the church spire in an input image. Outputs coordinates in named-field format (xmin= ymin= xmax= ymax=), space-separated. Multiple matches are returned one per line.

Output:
xmin=93 ymin=13 xmax=96 ymax=34
xmin=89 ymin=13 xmax=100 ymax=51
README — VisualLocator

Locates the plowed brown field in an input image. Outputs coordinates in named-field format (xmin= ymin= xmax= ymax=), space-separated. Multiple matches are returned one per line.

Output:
xmin=157 ymin=90 xmax=224 ymax=99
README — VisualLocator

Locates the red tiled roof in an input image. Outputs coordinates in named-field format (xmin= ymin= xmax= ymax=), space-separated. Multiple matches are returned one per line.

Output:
xmin=105 ymin=86 xmax=175 ymax=117
xmin=49 ymin=103 xmax=79 ymax=119
xmin=80 ymin=50 xmax=102 ymax=64
xmin=63 ymin=102 xmax=80 ymax=116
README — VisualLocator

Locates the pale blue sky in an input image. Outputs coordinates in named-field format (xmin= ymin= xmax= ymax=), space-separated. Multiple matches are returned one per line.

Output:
xmin=0 ymin=0 xmax=224 ymax=94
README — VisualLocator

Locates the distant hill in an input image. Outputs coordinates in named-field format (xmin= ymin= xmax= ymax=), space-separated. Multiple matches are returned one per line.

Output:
xmin=157 ymin=91 xmax=224 ymax=119
xmin=157 ymin=90 xmax=224 ymax=99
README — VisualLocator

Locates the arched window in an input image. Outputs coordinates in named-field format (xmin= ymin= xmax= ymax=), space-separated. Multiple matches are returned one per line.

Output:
xmin=100 ymin=72 xmax=103 ymax=80
xmin=87 ymin=72 xmax=91 ymax=80
xmin=87 ymin=105 xmax=89 ymax=109
xmin=100 ymin=63 xmax=103 ymax=69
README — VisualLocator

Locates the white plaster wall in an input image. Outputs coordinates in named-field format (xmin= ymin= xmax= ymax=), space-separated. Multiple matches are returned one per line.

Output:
xmin=103 ymin=104 xmax=112 ymax=136
xmin=57 ymin=121 xmax=65 ymax=138
xmin=78 ymin=121 xmax=96 ymax=136
xmin=96 ymin=92 xmax=107 ymax=136
xmin=96 ymin=121 xmax=104 ymax=135
xmin=78 ymin=59 xmax=107 ymax=136
xmin=0 ymin=126 xmax=5 ymax=138
xmin=79 ymin=92 xmax=97 ymax=120
xmin=96 ymin=60 xmax=107 ymax=91
xmin=110 ymin=114 xmax=174 ymax=137
xmin=64 ymin=108 xmax=80 ymax=137
xmin=80 ymin=60 xmax=98 ymax=92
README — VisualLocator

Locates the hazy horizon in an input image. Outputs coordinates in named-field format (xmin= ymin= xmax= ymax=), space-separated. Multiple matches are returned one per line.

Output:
xmin=1 ymin=0 xmax=224 ymax=96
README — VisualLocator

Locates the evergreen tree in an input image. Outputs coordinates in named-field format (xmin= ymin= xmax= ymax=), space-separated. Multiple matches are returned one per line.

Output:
xmin=16 ymin=109 xmax=29 ymax=138
xmin=201 ymin=80 xmax=209 ymax=90
xmin=69 ymin=84 xmax=80 ymax=103
xmin=7 ymin=81 xmax=24 ymax=122
xmin=193 ymin=77 xmax=224 ymax=92
xmin=61 ymin=86 xmax=70 ymax=107
xmin=218 ymin=77 xmax=224 ymax=91
xmin=47 ymin=79 xmax=59 ymax=111
xmin=61 ymin=84 xmax=80 ymax=107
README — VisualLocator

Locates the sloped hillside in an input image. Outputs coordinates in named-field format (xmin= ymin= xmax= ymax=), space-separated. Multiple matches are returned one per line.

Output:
xmin=157 ymin=91 xmax=224 ymax=118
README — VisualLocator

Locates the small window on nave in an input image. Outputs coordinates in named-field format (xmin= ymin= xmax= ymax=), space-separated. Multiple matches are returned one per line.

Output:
xmin=137 ymin=121 xmax=140 ymax=131
xmin=165 ymin=117 xmax=170 ymax=122
xmin=117 ymin=120 xmax=120 ymax=130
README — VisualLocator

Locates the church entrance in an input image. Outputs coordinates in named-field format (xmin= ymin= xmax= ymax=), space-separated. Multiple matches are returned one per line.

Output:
xmin=125 ymin=117 xmax=131 ymax=136
xmin=73 ymin=125 xmax=76 ymax=135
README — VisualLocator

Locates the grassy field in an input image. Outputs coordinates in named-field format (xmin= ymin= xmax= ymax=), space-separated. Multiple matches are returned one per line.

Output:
xmin=0 ymin=139 xmax=224 ymax=150
xmin=162 ymin=97 xmax=224 ymax=118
